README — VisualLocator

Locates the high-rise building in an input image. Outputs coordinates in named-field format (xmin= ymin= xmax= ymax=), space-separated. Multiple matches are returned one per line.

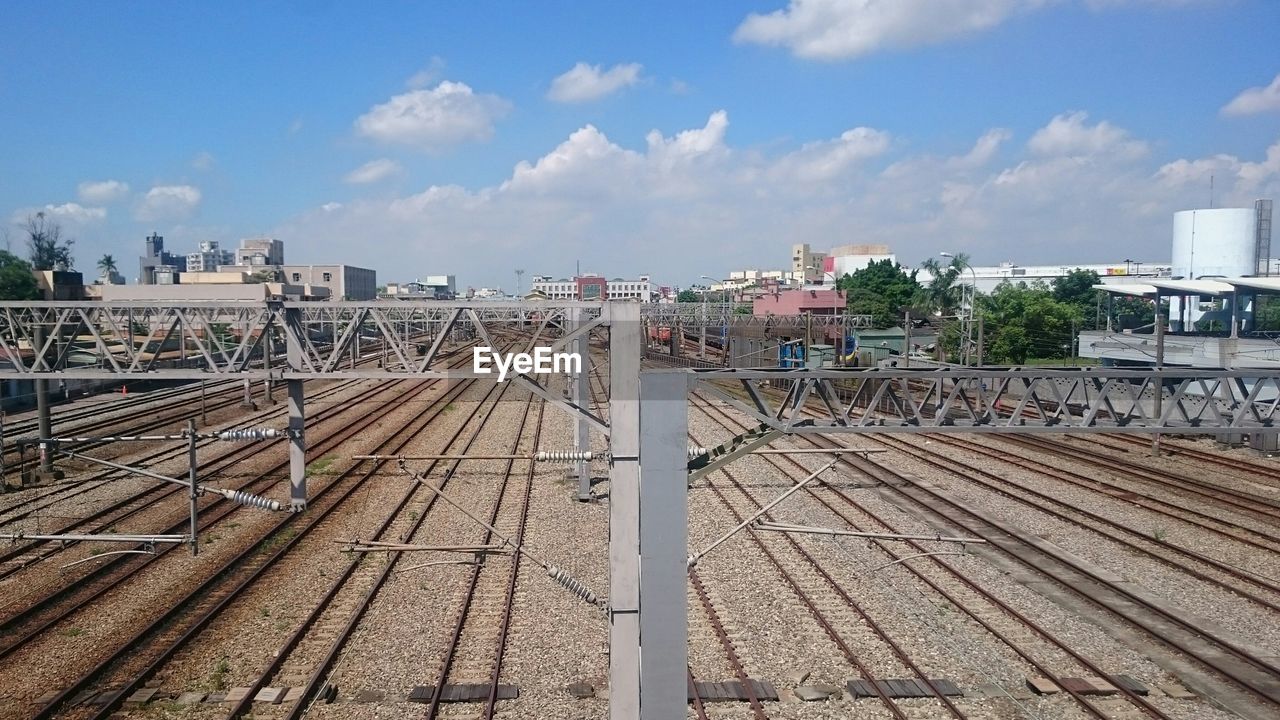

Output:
xmin=138 ymin=232 xmax=180 ymax=284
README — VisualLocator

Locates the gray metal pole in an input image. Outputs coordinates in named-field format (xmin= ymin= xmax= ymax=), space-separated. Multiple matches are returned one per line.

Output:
xmin=637 ymin=370 xmax=688 ymax=720
xmin=200 ymin=381 xmax=207 ymax=426
xmin=903 ymin=311 xmax=911 ymax=368
xmin=976 ymin=315 xmax=985 ymax=367
xmin=285 ymin=306 xmax=307 ymax=510
xmin=1153 ymin=307 xmax=1165 ymax=456
xmin=264 ymin=329 xmax=274 ymax=404
xmin=608 ymin=303 xmax=641 ymax=720
xmin=572 ymin=307 xmax=592 ymax=501
xmin=188 ymin=419 xmax=199 ymax=556
xmin=34 ymin=325 xmax=52 ymax=474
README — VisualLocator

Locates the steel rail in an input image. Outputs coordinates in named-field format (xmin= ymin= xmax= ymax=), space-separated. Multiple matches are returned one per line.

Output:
xmin=220 ymin=355 xmax=525 ymax=720
xmin=690 ymin=392 xmax=1168 ymax=720
xmin=54 ymin=352 xmax=488 ymax=720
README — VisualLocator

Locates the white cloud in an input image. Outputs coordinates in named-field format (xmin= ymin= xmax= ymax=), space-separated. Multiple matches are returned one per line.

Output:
xmin=773 ymin=126 xmax=891 ymax=182
xmin=134 ymin=185 xmax=202 ymax=222
xmin=10 ymin=202 xmax=107 ymax=226
xmin=547 ymin=62 xmax=643 ymax=103
xmin=77 ymin=180 xmax=130 ymax=204
xmin=354 ymin=81 xmax=511 ymax=151
xmin=733 ymin=0 xmax=1041 ymax=60
xmin=1027 ymin=111 xmax=1147 ymax=159
xmin=1221 ymin=73 xmax=1280 ymax=117
xmin=344 ymin=158 xmax=403 ymax=184
xmin=275 ymin=111 xmax=1280 ymax=288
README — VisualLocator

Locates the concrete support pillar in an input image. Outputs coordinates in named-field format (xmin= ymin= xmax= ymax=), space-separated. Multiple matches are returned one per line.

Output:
xmin=607 ymin=303 xmax=641 ymax=720
xmin=637 ymin=370 xmax=689 ymax=720
xmin=283 ymin=305 xmax=307 ymax=510
xmin=572 ymin=307 xmax=592 ymax=501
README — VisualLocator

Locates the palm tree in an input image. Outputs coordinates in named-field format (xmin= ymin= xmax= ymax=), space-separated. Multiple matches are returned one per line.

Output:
xmin=920 ymin=253 xmax=970 ymax=316
xmin=97 ymin=254 xmax=118 ymax=279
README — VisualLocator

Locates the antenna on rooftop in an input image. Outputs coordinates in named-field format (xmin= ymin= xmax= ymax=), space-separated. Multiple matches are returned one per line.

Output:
xmin=1210 ymin=174 xmax=1214 ymax=209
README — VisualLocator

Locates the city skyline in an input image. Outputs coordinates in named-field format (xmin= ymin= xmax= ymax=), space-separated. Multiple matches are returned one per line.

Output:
xmin=2 ymin=1 xmax=1278 ymax=288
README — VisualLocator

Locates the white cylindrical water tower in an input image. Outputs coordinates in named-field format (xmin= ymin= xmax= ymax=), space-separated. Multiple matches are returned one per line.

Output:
xmin=1169 ymin=208 xmax=1256 ymax=329
xmin=1171 ymin=208 xmax=1256 ymax=279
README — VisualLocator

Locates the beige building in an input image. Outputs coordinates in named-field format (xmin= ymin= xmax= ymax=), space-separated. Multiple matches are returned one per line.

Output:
xmin=280 ymin=265 xmax=377 ymax=300
xmin=791 ymin=243 xmax=827 ymax=284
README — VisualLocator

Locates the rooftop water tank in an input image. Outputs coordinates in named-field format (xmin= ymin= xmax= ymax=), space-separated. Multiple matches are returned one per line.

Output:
xmin=1171 ymin=208 xmax=1256 ymax=279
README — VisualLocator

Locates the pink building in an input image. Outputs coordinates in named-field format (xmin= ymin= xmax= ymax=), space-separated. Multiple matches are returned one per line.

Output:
xmin=753 ymin=288 xmax=846 ymax=317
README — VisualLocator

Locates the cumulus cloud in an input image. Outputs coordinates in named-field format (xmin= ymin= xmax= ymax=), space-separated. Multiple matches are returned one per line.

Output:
xmin=275 ymin=111 xmax=1280 ymax=287
xmin=1027 ymin=111 xmax=1147 ymax=159
xmin=344 ymin=158 xmax=403 ymax=184
xmin=733 ymin=0 xmax=1041 ymax=60
xmin=547 ymin=62 xmax=643 ymax=103
xmin=1221 ymin=73 xmax=1280 ymax=117
xmin=77 ymin=180 xmax=130 ymax=204
xmin=10 ymin=202 xmax=107 ymax=226
xmin=134 ymin=185 xmax=202 ymax=222
xmin=354 ymin=81 xmax=511 ymax=151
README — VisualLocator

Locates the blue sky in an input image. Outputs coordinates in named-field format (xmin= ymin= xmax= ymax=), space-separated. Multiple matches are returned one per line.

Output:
xmin=2 ymin=0 xmax=1278 ymax=290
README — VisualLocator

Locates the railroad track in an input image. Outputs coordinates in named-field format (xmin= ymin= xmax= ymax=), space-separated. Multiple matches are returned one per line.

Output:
xmin=0 ymin=375 xmax=374 ymax=569
xmin=689 ymin=374 xmax=1280 ymax=718
xmin=0 ymin=339 xmax=473 ymax=570
xmin=689 ymin=391 xmax=1183 ymax=720
xmin=0 ymin=372 xmax=468 ymax=678
xmin=1098 ymin=432 xmax=1280 ymax=487
xmin=21 ymin=343 xmax=504 ymax=719
xmin=1003 ymin=434 xmax=1280 ymax=525
xmin=585 ymin=357 xmax=767 ymax=719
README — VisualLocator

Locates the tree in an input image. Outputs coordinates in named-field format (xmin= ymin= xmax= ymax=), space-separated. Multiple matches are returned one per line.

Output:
xmin=976 ymin=281 xmax=1083 ymax=364
xmin=0 ymin=251 xmax=43 ymax=300
xmin=838 ymin=259 xmax=925 ymax=328
xmin=25 ymin=212 xmax=75 ymax=271
xmin=677 ymin=289 xmax=699 ymax=303
xmin=97 ymin=254 xmax=118 ymax=278
xmin=919 ymin=253 xmax=969 ymax=316
xmin=1052 ymin=269 xmax=1102 ymax=330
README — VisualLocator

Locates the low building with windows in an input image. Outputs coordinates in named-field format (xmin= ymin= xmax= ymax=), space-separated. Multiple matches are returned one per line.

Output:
xmin=279 ymin=264 xmax=377 ymax=300
xmin=530 ymin=274 xmax=658 ymax=301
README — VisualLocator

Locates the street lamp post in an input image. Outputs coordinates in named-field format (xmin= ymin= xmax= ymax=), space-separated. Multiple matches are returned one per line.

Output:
xmin=940 ymin=252 xmax=978 ymax=365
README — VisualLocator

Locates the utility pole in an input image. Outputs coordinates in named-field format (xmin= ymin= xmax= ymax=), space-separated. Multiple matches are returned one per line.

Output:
xmin=903 ymin=311 xmax=911 ymax=368
xmin=33 ymin=325 xmax=53 ymax=476
xmin=975 ymin=316 xmax=985 ymax=367
xmin=1153 ymin=307 xmax=1165 ymax=456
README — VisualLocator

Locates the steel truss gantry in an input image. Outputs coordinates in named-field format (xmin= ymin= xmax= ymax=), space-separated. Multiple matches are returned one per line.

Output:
xmin=0 ymin=300 xmax=1276 ymax=720
xmin=639 ymin=302 xmax=874 ymax=331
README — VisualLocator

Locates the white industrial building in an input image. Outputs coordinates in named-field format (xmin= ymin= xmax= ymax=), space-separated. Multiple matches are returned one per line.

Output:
xmin=918 ymin=260 xmax=1174 ymax=294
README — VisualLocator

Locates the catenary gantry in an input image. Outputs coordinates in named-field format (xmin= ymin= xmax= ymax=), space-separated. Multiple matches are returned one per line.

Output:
xmin=0 ymin=299 xmax=1276 ymax=720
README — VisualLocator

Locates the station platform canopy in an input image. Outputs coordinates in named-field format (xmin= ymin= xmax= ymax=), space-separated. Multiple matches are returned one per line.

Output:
xmin=1092 ymin=277 xmax=1280 ymax=298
